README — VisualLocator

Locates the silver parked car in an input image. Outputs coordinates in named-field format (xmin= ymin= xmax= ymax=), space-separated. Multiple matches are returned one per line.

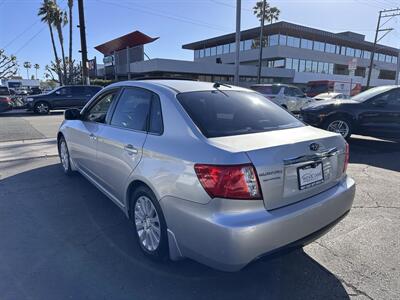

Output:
xmin=250 ymin=83 xmax=314 ymax=113
xmin=58 ymin=80 xmax=355 ymax=271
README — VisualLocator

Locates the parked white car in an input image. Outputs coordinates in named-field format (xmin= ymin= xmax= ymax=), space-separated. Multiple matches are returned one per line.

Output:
xmin=313 ymin=92 xmax=349 ymax=101
xmin=250 ymin=84 xmax=314 ymax=113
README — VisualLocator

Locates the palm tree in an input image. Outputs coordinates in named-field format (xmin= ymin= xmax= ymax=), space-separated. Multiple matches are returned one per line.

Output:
xmin=23 ymin=62 xmax=32 ymax=79
xmin=53 ymin=4 xmax=68 ymax=85
xmin=34 ymin=63 xmax=40 ymax=79
xmin=38 ymin=0 xmax=62 ymax=84
xmin=253 ymin=1 xmax=280 ymax=24
xmin=67 ymin=0 xmax=73 ymax=84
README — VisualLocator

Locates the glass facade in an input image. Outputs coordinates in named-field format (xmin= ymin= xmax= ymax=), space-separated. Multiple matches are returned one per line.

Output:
xmin=194 ymin=33 xmax=398 ymax=67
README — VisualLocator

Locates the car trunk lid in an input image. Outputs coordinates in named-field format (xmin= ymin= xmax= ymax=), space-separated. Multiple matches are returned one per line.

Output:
xmin=208 ymin=126 xmax=346 ymax=210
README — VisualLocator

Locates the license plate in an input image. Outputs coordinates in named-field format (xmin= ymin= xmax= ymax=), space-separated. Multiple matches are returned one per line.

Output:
xmin=297 ymin=162 xmax=324 ymax=190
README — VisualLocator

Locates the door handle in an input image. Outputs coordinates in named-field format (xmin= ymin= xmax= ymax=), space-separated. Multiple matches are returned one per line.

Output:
xmin=124 ymin=144 xmax=138 ymax=155
xmin=89 ymin=133 xmax=97 ymax=140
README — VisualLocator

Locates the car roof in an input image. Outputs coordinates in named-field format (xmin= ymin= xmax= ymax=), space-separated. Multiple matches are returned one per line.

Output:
xmin=108 ymin=80 xmax=250 ymax=93
xmin=250 ymin=83 xmax=298 ymax=88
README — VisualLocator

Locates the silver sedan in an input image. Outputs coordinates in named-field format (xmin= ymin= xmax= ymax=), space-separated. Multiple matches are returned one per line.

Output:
xmin=57 ymin=80 xmax=355 ymax=271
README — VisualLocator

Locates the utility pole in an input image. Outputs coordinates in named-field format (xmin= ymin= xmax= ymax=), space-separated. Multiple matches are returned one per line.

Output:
xmin=234 ymin=0 xmax=241 ymax=86
xmin=78 ymin=0 xmax=90 ymax=85
xmin=366 ymin=8 xmax=400 ymax=89
xmin=396 ymin=48 xmax=400 ymax=85
xmin=257 ymin=0 xmax=266 ymax=84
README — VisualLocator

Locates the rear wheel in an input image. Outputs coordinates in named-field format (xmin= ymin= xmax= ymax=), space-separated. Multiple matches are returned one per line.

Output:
xmin=34 ymin=101 xmax=50 ymax=114
xmin=324 ymin=116 xmax=352 ymax=139
xmin=130 ymin=186 xmax=168 ymax=260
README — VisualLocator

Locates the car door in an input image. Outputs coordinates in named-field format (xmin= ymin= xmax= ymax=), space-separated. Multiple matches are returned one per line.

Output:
xmin=94 ymin=87 xmax=153 ymax=202
xmin=52 ymin=86 xmax=74 ymax=108
xmin=67 ymin=89 xmax=120 ymax=179
xmin=358 ymin=88 xmax=400 ymax=137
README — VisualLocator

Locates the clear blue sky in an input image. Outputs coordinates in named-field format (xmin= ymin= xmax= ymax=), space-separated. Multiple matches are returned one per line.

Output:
xmin=1 ymin=0 xmax=399 ymax=79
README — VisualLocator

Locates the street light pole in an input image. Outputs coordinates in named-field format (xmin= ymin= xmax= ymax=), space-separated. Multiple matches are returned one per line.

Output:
xmin=234 ymin=0 xmax=241 ymax=86
xmin=257 ymin=0 xmax=266 ymax=84
xmin=396 ymin=47 xmax=400 ymax=85
xmin=366 ymin=11 xmax=381 ymax=89
xmin=78 ymin=0 xmax=90 ymax=85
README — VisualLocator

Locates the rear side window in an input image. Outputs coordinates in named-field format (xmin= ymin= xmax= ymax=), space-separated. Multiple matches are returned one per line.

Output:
xmin=177 ymin=90 xmax=303 ymax=138
xmin=149 ymin=95 xmax=163 ymax=134
xmin=251 ymin=85 xmax=281 ymax=95
xmin=111 ymin=88 xmax=152 ymax=131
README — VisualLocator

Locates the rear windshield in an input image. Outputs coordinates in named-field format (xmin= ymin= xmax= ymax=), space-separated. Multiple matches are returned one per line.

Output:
xmin=176 ymin=90 xmax=303 ymax=138
xmin=250 ymin=85 xmax=281 ymax=95
xmin=351 ymin=86 xmax=394 ymax=102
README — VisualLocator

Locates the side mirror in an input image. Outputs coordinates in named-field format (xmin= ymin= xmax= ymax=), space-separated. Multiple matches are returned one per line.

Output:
xmin=64 ymin=108 xmax=81 ymax=120
xmin=372 ymin=99 xmax=387 ymax=107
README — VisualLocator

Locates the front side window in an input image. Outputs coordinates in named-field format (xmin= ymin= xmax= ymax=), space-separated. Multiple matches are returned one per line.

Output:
xmin=110 ymin=88 xmax=152 ymax=131
xmin=57 ymin=87 xmax=72 ymax=96
xmin=177 ymin=90 xmax=303 ymax=138
xmin=85 ymin=91 xmax=118 ymax=123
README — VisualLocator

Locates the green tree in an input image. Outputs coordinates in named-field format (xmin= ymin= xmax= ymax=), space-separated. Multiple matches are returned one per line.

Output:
xmin=67 ymin=0 xmax=74 ymax=84
xmin=23 ymin=61 xmax=32 ymax=79
xmin=53 ymin=4 xmax=68 ymax=85
xmin=0 ymin=49 xmax=18 ymax=79
xmin=34 ymin=63 xmax=40 ymax=79
xmin=38 ymin=0 xmax=62 ymax=84
xmin=253 ymin=1 xmax=280 ymax=24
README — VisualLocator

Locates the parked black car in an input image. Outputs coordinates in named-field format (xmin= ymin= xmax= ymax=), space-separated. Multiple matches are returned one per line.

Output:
xmin=26 ymin=85 xmax=102 ymax=114
xmin=301 ymin=85 xmax=400 ymax=140
xmin=0 ymin=86 xmax=12 ymax=113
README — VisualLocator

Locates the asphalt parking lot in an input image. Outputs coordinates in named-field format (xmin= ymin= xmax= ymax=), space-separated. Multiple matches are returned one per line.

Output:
xmin=0 ymin=112 xmax=399 ymax=299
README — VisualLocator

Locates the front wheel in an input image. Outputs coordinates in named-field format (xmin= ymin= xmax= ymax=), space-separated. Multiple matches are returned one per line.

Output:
xmin=58 ymin=136 xmax=74 ymax=176
xmin=131 ymin=186 xmax=168 ymax=260
xmin=324 ymin=117 xmax=352 ymax=139
xmin=34 ymin=101 xmax=50 ymax=114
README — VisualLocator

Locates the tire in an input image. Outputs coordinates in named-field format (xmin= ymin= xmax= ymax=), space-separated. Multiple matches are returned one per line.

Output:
xmin=58 ymin=136 xmax=74 ymax=176
xmin=130 ymin=185 xmax=168 ymax=260
xmin=323 ymin=116 xmax=352 ymax=140
xmin=34 ymin=101 xmax=50 ymax=114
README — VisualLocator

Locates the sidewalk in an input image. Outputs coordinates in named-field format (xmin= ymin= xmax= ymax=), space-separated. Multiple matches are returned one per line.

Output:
xmin=0 ymin=138 xmax=58 ymax=162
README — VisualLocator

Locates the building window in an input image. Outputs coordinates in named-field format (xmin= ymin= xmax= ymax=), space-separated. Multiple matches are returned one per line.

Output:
xmin=378 ymin=53 xmax=386 ymax=62
xmin=205 ymin=48 xmax=211 ymax=56
xmin=300 ymin=38 xmax=313 ymax=50
xmin=317 ymin=62 xmax=324 ymax=73
xmin=230 ymin=42 xmax=236 ymax=53
xmin=269 ymin=34 xmax=279 ymax=46
xmin=299 ymin=60 xmax=306 ymax=72
xmin=328 ymin=63 xmax=334 ymax=74
xmin=311 ymin=61 xmax=318 ymax=73
xmin=305 ymin=60 xmax=312 ymax=72
xmin=279 ymin=34 xmax=287 ymax=46
xmin=194 ymin=50 xmax=199 ymax=59
xmin=363 ymin=50 xmax=371 ymax=60
xmin=286 ymin=36 xmax=300 ymax=48
xmin=285 ymin=58 xmax=292 ymax=69
xmin=340 ymin=46 xmax=346 ymax=56
xmin=393 ymin=56 xmax=398 ymax=64
xmin=292 ymin=59 xmax=299 ymax=71
xmin=335 ymin=45 xmax=341 ymax=55
xmin=199 ymin=49 xmax=204 ymax=58
xmin=385 ymin=55 xmax=392 ymax=63
xmin=378 ymin=70 xmax=396 ymax=80
xmin=313 ymin=41 xmax=325 ymax=52
xmin=355 ymin=67 xmax=366 ymax=77
xmin=216 ymin=45 xmax=223 ymax=55
xmin=210 ymin=47 xmax=217 ymax=56
xmin=223 ymin=44 xmax=230 ymax=54
xmin=345 ymin=47 xmax=355 ymax=57
xmin=244 ymin=40 xmax=252 ymax=50
xmin=325 ymin=43 xmax=336 ymax=53
xmin=355 ymin=49 xmax=362 ymax=58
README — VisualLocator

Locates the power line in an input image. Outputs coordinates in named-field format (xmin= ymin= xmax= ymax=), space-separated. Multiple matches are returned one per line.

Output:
xmin=96 ymin=0 xmax=231 ymax=32
xmin=2 ymin=19 xmax=42 ymax=50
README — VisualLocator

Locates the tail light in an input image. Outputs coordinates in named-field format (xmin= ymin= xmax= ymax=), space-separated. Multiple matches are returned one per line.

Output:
xmin=194 ymin=164 xmax=261 ymax=200
xmin=343 ymin=143 xmax=349 ymax=173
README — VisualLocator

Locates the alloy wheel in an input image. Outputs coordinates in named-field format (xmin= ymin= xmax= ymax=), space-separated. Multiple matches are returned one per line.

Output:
xmin=327 ymin=120 xmax=350 ymax=138
xmin=36 ymin=103 xmax=49 ymax=114
xmin=60 ymin=140 xmax=69 ymax=172
xmin=134 ymin=196 xmax=161 ymax=252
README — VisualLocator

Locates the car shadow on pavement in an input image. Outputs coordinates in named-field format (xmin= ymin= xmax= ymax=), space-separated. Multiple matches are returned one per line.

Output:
xmin=0 ymin=163 xmax=349 ymax=300
xmin=348 ymin=135 xmax=400 ymax=172
xmin=0 ymin=110 xmax=64 ymax=117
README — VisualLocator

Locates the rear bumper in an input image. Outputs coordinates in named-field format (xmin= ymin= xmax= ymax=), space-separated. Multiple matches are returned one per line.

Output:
xmin=161 ymin=176 xmax=355 ymax=271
